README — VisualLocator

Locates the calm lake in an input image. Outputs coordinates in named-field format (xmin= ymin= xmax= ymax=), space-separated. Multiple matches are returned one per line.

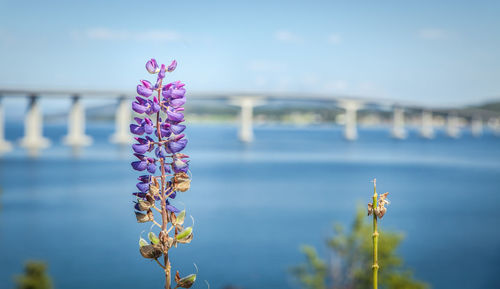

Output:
xmin=1 ymin=123 xmax=499 ymax=289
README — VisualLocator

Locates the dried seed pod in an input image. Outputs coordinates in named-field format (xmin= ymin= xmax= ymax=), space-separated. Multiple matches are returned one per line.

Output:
xmin=136 ymin=199 xmax=153 ymax=211
xmin=172 ymin=172 xmax=191 ymax=192
xmin=148 ymin=232 xmax=159 ymax=245
xmin=149 ymin=182 xmax=160 ymax=196
xmin=135 ymin=210 xmax=153 ymax=223
xmin=139 ymin=244 xmax=162 ymax=259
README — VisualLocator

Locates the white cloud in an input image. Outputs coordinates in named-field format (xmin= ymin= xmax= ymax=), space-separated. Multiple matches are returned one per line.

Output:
xmin=327 ymin=33 xmax=342 ymax=44
xmin=418 ymin=28 xmax=447 ymax=40
xmin=73 ymin=28 xmax=182 ymax=42
xmin=324 ymin=80 xmax=349 ymax=92
xmin=274 ymin=30 xmax=302 ymax=43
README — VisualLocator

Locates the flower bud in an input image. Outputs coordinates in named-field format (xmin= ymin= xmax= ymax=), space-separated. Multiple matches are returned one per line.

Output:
xmin=146 ymin=58 xmax=159 ymax=74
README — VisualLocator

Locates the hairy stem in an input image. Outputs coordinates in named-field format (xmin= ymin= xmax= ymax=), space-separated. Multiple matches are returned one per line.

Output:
xmin=372 ymin=179 xmax=379 ymax=289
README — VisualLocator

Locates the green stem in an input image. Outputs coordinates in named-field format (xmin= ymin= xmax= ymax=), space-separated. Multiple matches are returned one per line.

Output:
xmin=372 ymin=179 xmax=379 ymax=289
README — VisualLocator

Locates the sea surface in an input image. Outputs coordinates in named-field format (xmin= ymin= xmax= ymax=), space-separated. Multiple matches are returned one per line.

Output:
xmin=1 ymin=122 xmax=499 ymax=289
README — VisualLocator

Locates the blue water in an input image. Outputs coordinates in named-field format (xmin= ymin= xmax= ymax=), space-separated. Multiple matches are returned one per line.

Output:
xmin=1 ymin=122 xmax=500 ymax=289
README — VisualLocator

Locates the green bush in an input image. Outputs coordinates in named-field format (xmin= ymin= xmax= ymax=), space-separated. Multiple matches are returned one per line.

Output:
xmin=291 ymin=208 xmax=428 ymax=289
xmin=15 ymin=261 xmax=53 ymax=289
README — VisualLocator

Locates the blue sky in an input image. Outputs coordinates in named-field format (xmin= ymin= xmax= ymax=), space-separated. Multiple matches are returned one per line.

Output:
xmin=1 ymin=0 xmax=499 ymax=107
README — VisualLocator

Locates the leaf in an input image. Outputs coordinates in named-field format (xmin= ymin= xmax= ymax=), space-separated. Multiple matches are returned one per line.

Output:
xmin=176 ymin=274 xmax=196 ymax=288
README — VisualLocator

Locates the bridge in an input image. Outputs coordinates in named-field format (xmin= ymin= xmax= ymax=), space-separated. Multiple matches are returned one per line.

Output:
xmin=0 ymin=88 xmax=499 ymax=156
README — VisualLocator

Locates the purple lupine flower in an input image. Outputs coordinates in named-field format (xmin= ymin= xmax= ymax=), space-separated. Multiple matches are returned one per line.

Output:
xmin=146 ymin=59 xmax=159 ymax=74
xmin=167 ymin=60 xmax=177 ymax=72
xmin=168 ymin=138 xmax=188 ymax=154
xmin=155 ymin=146 xmax=168 ymax=158
xmin=137 ymin=80 xmax=153 ymax=97
xmin=132 ymin=192 xmax=147 ymax=198
xmin=170 ymin=124 xmax=186 ymax=134
xmin=133 ymin=143 xmax=149 ymax=154
xmin=169 ymin=96 xmax=186 ymax=108
xmin=132 ymin=160 xmax=147 ymax=171
xmin=172 ymin=158 xmax=189 ymax=173
xmin=130 ymin=124 xmax=145 ymax=135
xmin=132 ymin=97 xmax=149 ymax=114
xmin=166 ymin=201 xmax=180 ymax=213
xmin=166 ymin=108 xmax=184 ymax=122
xmin=136 ymin=181 xmax=149 ymax=193
xmin=147 ymin=158 xmax=156 ymax=174
xmin=137 ymin=175 xmax=151 ymax=182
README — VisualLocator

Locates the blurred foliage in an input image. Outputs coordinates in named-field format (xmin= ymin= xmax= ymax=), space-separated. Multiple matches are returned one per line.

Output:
xmin=292 ymin=208 xmax=428 ymax=289
xmin=15 ymin=261 xmax=53 ymax=289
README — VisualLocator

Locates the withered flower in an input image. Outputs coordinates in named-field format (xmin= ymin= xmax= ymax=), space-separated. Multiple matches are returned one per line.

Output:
xmin=171 ymin=172 xmax=191 ymax=192
xmin=140 ymin=244 xmax=163 ymax=259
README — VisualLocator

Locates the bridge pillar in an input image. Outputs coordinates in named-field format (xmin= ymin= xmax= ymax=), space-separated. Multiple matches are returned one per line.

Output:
xmin=338 ymin=100 xmax=362 ymax=141
xmin=420 ymin=110 xmax=434 ymax=139
xmin=471 ymin=116 xmax=482 ymax=137
xmin=63 ymin=95 xmax=92 ymax=147
xmin=391 ymin=107 xmax=407 ymax=139
xmin=110 ymin=96 xmax=133 ymax=145
xmin=229 ymin=97 xmax=265 ymax=143
xmin=446 ymin=113 xmax=460 ymax=138
xmin=19 ymin=95 xmax=51 ymax=155
xmin=0 ymin=96 xmax=12 ymax=153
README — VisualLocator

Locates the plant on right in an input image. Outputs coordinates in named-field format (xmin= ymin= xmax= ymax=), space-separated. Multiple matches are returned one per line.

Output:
xmin=292 ymin=180 xmax=428 ymax=289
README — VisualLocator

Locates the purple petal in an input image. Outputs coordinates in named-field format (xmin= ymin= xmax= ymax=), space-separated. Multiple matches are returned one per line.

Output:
xmin=133 ymin=192 xmax=147 ymax=198
xmin=167 ymin=60 xmax=177 ymax=72
xmin=130 ymin=124 xmax=145 ymax=135
xmin=173 ymin=158 xmax=189 ymax=172
xmin=137 ymin=175 xmax=150 ymax=183
xmin=170 ymin=124 xmax=186 ymax=135
xmin=132 ymin=143 xmax=149 ymax=154
xmin=131 ymin=160 xmax=147 ymax=171
xmin=171 ymin=87 xmax=186 ymax=99
xmin=158 ymin=64 xmax=166 ymax=79
xmin=168 ymin=138 xmax=188 ymax=154
xmin=155 ymin=146 xmax=168 ymax=158
xmin=166 ymin=109 xmax=184 ymax=122
xmin=147 ymin=163 xmax=156 ymax=174
xmin=166 ymin=204 xmax=180 ymax=213
xmin=132 ymin=102 xmax=148 ymax=114
xmin=136 ymin=182 xmax=149 ymax=193
xmin=137 ymin=85 xmax=153 ymax=97
xmin=143 ymin=124 xmax=154 ymax=134
xmin=169 ymin=96 xmax=186 ymax=108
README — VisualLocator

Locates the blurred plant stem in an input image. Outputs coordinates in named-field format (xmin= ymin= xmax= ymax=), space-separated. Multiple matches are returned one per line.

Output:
xmin=372 ymin=179 xmax=379 ymax=289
